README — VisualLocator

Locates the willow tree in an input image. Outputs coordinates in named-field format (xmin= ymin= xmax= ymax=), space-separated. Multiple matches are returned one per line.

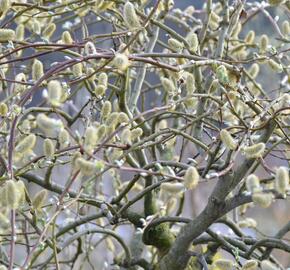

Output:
xmin=0 ymin=0 xmax=289 ymax=269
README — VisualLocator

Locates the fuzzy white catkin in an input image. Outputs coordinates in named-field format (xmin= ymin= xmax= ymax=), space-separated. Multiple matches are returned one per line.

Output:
xmin=168 ymin=38 xmax=183 ymax=52
xmin=123 ymin=2 xmax=140 ymax=29
xmin=260 ymin=260 xmax=278 ymax=270
xmin=246 ymin=174 xmax=260 ymax=193
xmin=241 ymin=260 xmax=258 ymax=270
xmin=76 ymin=158 xmax=96 ymax=176
xmin=61 ymin=31 xmax=73 ymax=44
xmin=72 ymin=63 xmax=83 ymax=77
xmin=161 ymin=78 xmax=176 ymax=96
xmin=32 ymin=190 xmax=48 ymax=210
xmin=160 ymin=182 xmax=184 ymax=193
xmin=84 ymin=41 xmax=97 ymax=55
xmin=184 ymin=166 xmax=199 ymax=190
xmin=84 ymin=126 xmax=98 ymax=153
xmin=47 ymin=80 xmax=62 ymax=107
xmin=220 ymin=129 xmax=237 ymax=150
xmin=0 ymin=103 xmax=8 ymax=116
xmin=15 ymin=24 xmax=25 ymax=41
xmin=244 ymin=30 xmax=255 ymax=44
xmin=0 ymin=29 xmax=15 ymax=42
xmin=0 ymin=0 xmax=11 ymax=14
xmin=186 ymin=73 xmax=195 ymax=95
xmin=186 ymin=32 xmax=198 ymax=53
xmin=131 ymin=128 xmax=143 ymax=141
xmin=113 ymin=53 xmax=129 ymax=71
xmin=101 ymin=101 xmax=112 ymax=119
xmin=36 ymin=113 xmax=63 ymax=135
xmin=43 ymin=138 xmax=55 ymax=158
xmin=15 ymin=134 xmax=36 ymax=154
xmin=58 ymin=129 xmax=70 ymax=148
xmin=252 ymin=192 xmax=273 ymax=208
xmin=243 ymin=143 xmax=265 ymax=159
xmin=32 ymin=59 xmax=44 ymax=81
xmin=275 ymin=166 xmax=289 ymax=194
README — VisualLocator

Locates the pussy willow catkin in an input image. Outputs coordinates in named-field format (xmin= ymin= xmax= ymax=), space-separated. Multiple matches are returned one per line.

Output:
xmin=184 ymin=166 xmax=199 ymax=189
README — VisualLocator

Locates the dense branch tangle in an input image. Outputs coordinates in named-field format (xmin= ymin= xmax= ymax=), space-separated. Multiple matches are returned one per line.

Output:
xmin=0 ymin=0 xmax=289 ymax=269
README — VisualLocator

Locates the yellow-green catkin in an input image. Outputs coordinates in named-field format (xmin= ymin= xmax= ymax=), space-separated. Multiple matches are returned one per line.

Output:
xmin=220 ymin=129 xmax=237 ymax=150
xmin=186 ymin=32 xmax=198 ymax=53
xmin=105 ymin=112 xmax=119 ymax=128
xmin=184 ymin=166 xmax=199 ymax=190
xmin=118 ymin=112 xmax=129 ymax=124
xmin=76 ymin=158 xmax=96 ymax=176
xmin=160 ymin=182 xmax=184 ymax=193
xmin=120 ymin=128 xmax=131 ymax=145
xmin=97 ymin=124 xmax=106 ymax=141
xmin=243 ymin=142 xmax=265 ymax=159
xmin=0 ymin=212 xmax=9 ymax=229
xmin=252 ymin=192 xmax=273 ymax=208
xmin=58 ymin=129 xmax=70 ymax=148
xmin=32 ymin=59 xmax=44 ymax=81
xmin=32 ymin=189 xmax=48 ymax=210
xmin=84 ymin=126 xmax=98 ymax=154
xmin=248 ymin=63 xmax=260 ymax=79
xmin=43 ymin=138 xmax=55 ymax=158
xmin=260 ymin=260 xmax=278 ymax=270
xmin=98 ymin=73 xmax=108 ymax=88
xmin=72 ymin=63 xmax=83 ymax=77
xmin=213 ymin=259 xmax=234 ymax=270
xmin=42 ymin=23 xmax=56 ymax=40
xmin=0 ymin=103 xmax=8 ymax=116
xmin=244 ymin=30 xmax=255 ymax=44
xmin=275 ymin=166 xmax=289 ymax=194
xmin=84 ymin=41 xmax=97 ymax=55
xmin=267 ymin=59 xmax=283 ymax=73
xmin=0 ymin=29 xmax=15 ymax=42
xmin=246 ymin=174 xmax=260 ymax=193
xmin=259 ymin=34 xmax=269 ymax=53
xmin=186 ymin=73 xmax=195 ymax=95
xmin=15 ymin=134 xmax=36 ymax=154
xmin=14 ymin=73 xmax=26 ymax=93
xmin=15 ymin=24 xmax=25 ymax=41
xmin=6 ymin=180 xmax=20 ymax=209
xmin=94 ymin=84 xmax=106 ymax=96
xmin=62 ymin=31 xmax=73 ymax=44
xmin=161 ymin=77 xmax=176 ymax=96
xmin=16 ymin=180 xmax=26 ymax=205
xmin=123 ymin=2 xmax=140 ymax=29
xmin=131 ymin=127 xmax=143 ymax=141
xmin=113 ymin=53 xmax=130 ymax=71
xmin=282 ymin=20 xmax=290 ymax=36
xmin=47 ymin=80 xmax=62 ymax=107
xmin=0 ymin=0 xmax=11 ymax=15
xmin=36 ymin=113 xmax=63 ymax=134
xmin=101 ymin=101 xmax=112 ymax=120
xmin=241 ymin=260 xmax=258 ymax=270
xmin=216 ymin=65 xmax=229 ymax=84
xmin=238 ymin=218 xmax=257 ymax=228
xmin=168 ymin=38 xmax=183 ymax=52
